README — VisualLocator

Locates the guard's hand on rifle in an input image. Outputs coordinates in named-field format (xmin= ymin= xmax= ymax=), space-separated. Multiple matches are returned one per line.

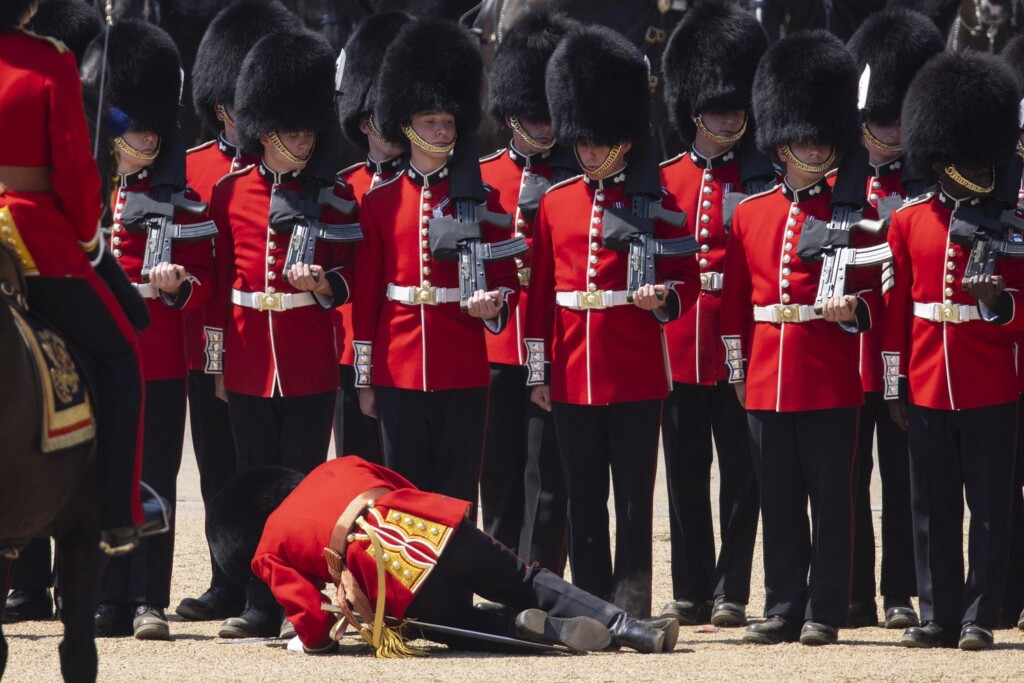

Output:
xmin=632 ymin=284 xmax=667 ymax=311
xmin=358 ymin=386 xmax=377 ymax=418
xmin=150 ymin=262 xmax=186 ymax=296
xmin=733 ymin=382 xmax=746 ymax=408
xmin=821 ymin=295 xmax=858 ymax=323
xmin=465 ymin=289 xmax=502 ymax=320
xmin=962 ymin=273 xmax=1006 ymax=307
xmin=531 ymin=385 xmax=552 ymax=412
xmin=287 ymin=262 xmax=333 ymax=297
xmin=888 ymin=399 xmax=908 ymax=431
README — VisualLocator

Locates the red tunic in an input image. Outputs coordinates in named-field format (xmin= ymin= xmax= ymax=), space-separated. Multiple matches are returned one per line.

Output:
xmin=660 ymin=149 xmax=740 ymax=385
xmin=183 ymin=137 xmax=254 ymax=373
xmin=251 ymin=456 xmax=471 ymax=649
xmin=720 ymin=178 xmax=877 ymax=412
xmin=525 ymin=173 xmax=700 ymax=405
xmin=351 ymin=163 xmax=519 ymax=391
xmin=109 ymin=173 xmax=214 ymax=382
xmin=211 ymin=163 xmax=354 ymax=397
xmin=479 ymin=146 xmax=552 ymax=366
xmin=882 ymin=191 xmax=1024 ymax=410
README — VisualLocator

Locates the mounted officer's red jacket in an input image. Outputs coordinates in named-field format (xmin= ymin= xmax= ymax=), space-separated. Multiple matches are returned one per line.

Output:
xmin=183 ymin=136 xmax=255 ymax=374
xmin=332 ymin=157 xmax=402 ymax=367
xmin=109 ymin=171 xmax=214 ymax=382
xmin=720 ymin=177 xmax=879 ymax=412
xmin=524 ymin=171 xmax=700 ymax=405
xmin=882 ymin=190 xmax=1024 ymax=411
xmin=351 ymin=162 xmax=519 ymax=392
xmin=660 ymin=148 xmax=739 ymax=385
xmin=252 ymin=456 xmax=471 ymax=650
xmin=210 ymin=162 xmax=355 ymax=397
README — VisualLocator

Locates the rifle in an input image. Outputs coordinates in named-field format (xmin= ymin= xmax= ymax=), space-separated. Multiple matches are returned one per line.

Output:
xmin=428 ymin=138 xmax=519 ymax=311
xmin=949 ymin=204 xmax=1024 ymax=285
xmin=119 ymin=191 xmax=218 ymax=284
xmin=268 ymin=186 xmax=362 ymax=278
xmin=601 ymin=135 xmax=697 ymax=301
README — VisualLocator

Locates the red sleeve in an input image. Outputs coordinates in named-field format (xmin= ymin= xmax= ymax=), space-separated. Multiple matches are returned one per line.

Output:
xmin=523 ymin=194 xmax=556 ymax=385
xmin=351 ymin=192 xmax=385 ymax=387
xmin=251 ymin=549 xmax=335 ymax=650
xmin=881 ymin=212 xmax=911 ymax=399
xmin=720 ymin=204 xmax=754 ymax=383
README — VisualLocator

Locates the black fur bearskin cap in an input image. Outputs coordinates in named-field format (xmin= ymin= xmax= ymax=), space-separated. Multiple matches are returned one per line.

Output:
xmin=488 ymin=10 xmax=577 ymax=125
xmin=105 ymin=20 xmax=182 ymax=139
xmin=192 ymin=0 xmax=303 ymax=134
xmin=903 ymin=51 xmax=1020 ymax=182
xmin=373 ymin=18 xmax=483 ymax=143
xmin=546 ymin=24 xmax=650 ymax=147
xmin=337 ymin=11 xmax=415 ymax=151
xmin=752 ymin=29 xmax=859 ymax=157
xmin=1001 ymin=34 xmax=1024 ymax=117
xmin=846 ymin=7 xmax=944 ymax=126
xmin=0 ymin=0 xmax=35 ymax=31
xmin=662 ymin=0 xmax=768 ymax=144
xmin=26 ymin=0 xmax=102 ymax=62
xmin=234 ymin=27 xmax=338 ymax=155
xmin=207 ymin=466 xmax=304 ymax=586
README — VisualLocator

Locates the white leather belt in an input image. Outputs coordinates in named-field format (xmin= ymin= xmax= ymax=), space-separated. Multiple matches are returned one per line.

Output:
xmin=913 ymin=301 xmax=981 ymax=323
xmin=752 ymin=304 xmax=823 ymax=323
xmin=132 ymin=283 xmax=159 ymax=299
xmin=555 ymin=290 xmax=630 ymax=310
xmin=386 ymin=283 xmax=460 ymax=305
xmin=700 ymin=272 xmax=723 ymax=292
xmin=231 ymin=288 xmax=316 ymax=312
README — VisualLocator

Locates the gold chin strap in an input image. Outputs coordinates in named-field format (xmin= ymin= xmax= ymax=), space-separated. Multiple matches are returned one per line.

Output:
xmin=113 ymin=136 xmax=160 ymax=162
xmin=216 ymin=104 xmax=236 ymax=128
xmin=693 ymin=114 xmax=747 ymax=145
xmin=366 ymin=116 xmax=396 ymax=146
xmin=944 ymin=164 xmax=995 ymax=195
xmin=269 ymin=132 xmax=312 ymax=165
xmin=575 ymin=143 xmax=623 ymax=180
xmin=402 ymin=124 xmax=456 ymax=154
xmin=862 ymin=122 xmax=902 ymax=154
xmin=509 ymin=117 xmax=556 ymax=151
xmin=778 ymin=144 xmax=836 ymax=174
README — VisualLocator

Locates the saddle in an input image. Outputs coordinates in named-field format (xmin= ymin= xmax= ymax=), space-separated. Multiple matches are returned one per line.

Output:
xmin=0 ymin=244 xmax=95 ymax=452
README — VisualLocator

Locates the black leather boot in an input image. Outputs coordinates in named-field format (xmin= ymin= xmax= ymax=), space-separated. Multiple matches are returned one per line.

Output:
xmin=608 ymin=613 xmax=679 ymax=653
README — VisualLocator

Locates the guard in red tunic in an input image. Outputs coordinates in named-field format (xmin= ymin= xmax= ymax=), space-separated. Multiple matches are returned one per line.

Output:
xmin=722 ymin=31 xmax=875 ymax=646
xmin=657 ymin=0 xmax=767 ymax=629
xmin=210 ymin=27 xmax=355 ymax=638
xmin=331 ymin=11 xmax=415 ymax=463
xmin=526 ymin=26 xmax=699 ymax=618
xmin=477 ymin=10 xmax=577 ymax=574
xmin=175 ymin=0 xmax=301 ymax=625
xmin=844 ymin=7 xmax=944 ymax=631
xmin=93 ymin=20 xmax=215 ymax=642
xmin=0 ymin=0 xmax=146 ymax=560
xmin=884 ymin=53 xmax=1024 ymax=650
xmin=352 ymin=19 xmax=519 ymax=507
xmin=208 ymin=457 xmax=680 ymax=654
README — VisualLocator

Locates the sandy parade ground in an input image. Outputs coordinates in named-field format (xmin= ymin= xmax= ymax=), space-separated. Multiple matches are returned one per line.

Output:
xmin=4 ymin=416 xmax=1024 ymax=682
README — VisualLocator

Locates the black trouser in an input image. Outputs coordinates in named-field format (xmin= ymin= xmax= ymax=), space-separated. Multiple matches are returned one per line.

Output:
xmin=552 ymin=399 xmax=661 ymax=618
xmin=907 ymin=401 xmax=1017 ymax=630
xmin=405 ymin=522 xmax=624 ymax=650
xmin=747 ymin=407 xmax=858 ymax=628
xmin=25 ymin=278 xmax=141 ymax=530
xmin=851 ymin=391 xmax=916 ymax=604
xmin=333 ymin=364 xmax=382 ymax=462
xmin=375 ymin=385 xmax=488 ymax=510
xmin=1001 ymin=397 xmax=1024 ymax=625
xmin=9 ymin=538 xmax=51 ymax=594
xmin=102 ymin=379 xmax=186 ymax=608
xmin=186 ymin=371 xmax=242 ymax=600
xmin=481 ymin=364 xmax=566 ymax=572
xmin=662 ymin=381 xmax=758 ymax=604
xmin=227 ymin=390 xmax=335 ymax=475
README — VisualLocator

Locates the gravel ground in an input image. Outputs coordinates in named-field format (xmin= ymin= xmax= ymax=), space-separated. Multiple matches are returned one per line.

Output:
xmin=4 ymin=419 xmax=1024 ymax=682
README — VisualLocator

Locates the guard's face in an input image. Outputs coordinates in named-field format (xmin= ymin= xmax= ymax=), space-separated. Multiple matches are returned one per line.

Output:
xmin=575 ymin=141 xmax=614 ymax=171
xmin=866 ymin=119 xmax=901 ymax=146
xmin=116 ymin=129 xmax=160 ymax=174
xmin=278 ymin=130 xmax=316 ymax=160
xmin=699 ymin=109 xmax=746 ymax=137
xmin=410 ymin=111 xmax=456 ymax=147
xmin=514 ymin=118 xmax=553 ymax=145
xmin=788 ymin=140 xmax=832 ymax=166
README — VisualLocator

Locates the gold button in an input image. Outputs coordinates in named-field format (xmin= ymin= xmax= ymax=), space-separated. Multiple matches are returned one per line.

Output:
xmin=421 ymin=228 xmax=429 ymax=236
xmin=267 ymin=256 xmax=276 ymax=264
xmin=421 ymin=240 xmax=429 ymax=248
xmin=700 ymin=229 xmax=710 ymax=239
xmin=595 ymin=192 xmax=604 ymax=201
xmin=588 ymin=282 xmax=597 ymax=292
xmin=788 ymin=218 xmax=797 ymax=227
xmin=421 ymin=280 xmax=431 ymax=288
xmin=790 ymin=207 xmax=800 ymax=216
xmin=394 ymin=512 xmax=402 ymax=520
xmin=347 ymin=534 xmax=356 ymax=543
xmin=781 ymin=293 xmax=791 ymax=303
xmin=699 ymin=258 xmax=708 ymax=268
xmin=112 ymin=237 xmax=121 ymax=246
xmin=429 ymin=527 xmax=439 ymax=535
xmin=945 ymin=287 xmax=954 ymax=297
xmin=268 ymin=241 xmax=277 ymax=250
xmin=268 ymin=271 xmax=276 ymax=280
xmin=700 ymin=244 xmax=710 ymax=253
xmin=703 ymin=187 xmax=713 ymax=195
xmin=267 ymin=286 xmax=276 ymax=294
xmin=422 ymin=266 xmax=431 ymax=275
xmin=700 ymin=215 xmax=710 ymax=224
xmin=517 ymin=219 xmax=526 ymax=229
xmin=421 ymin=216 xmax=429 ymax=225
xmin=781 ymin=279 xmax=790 ymax=288
xmin=423 ymin=190 xmax=432 ymax=200
xmin=392 ymin=561 xmax=401 ymax=570
xmin=403 ymin=570 xmax=412 ymax=579
xmin=590 ymin=228 xmax=599 ymax=237
xmin=590 ymin=242 xmax=599 ymax=251
xmin=784 ymin=243 xmax=792 ymax=251
xmin=948 ymin=248 xmax=956 ymax=257
xmin=869 ymin=193 xmax=879 ymax=202
xmin=782 ymin=267 xmax=791 ymax=276
xmin=785 ymin=230 xmax=794 ymax=239
xmin=590 ymin=255 xmax=598 ymax=264
xmin=515 ymin=258 xmax=524 ymax=267
xmin=417 ymin=522 xmax=426 ymax=530
xmin=113 ymin=225 xmax=123 ymax=233
xmin=382 ymin=552 xmax=390 ymax=561
xmin=945 ymin=274 xmax=954 ymax=284
xmin=702 ymin=200 xmax=712 ymax=210
xmin=704 ymin=173 xmax=713 ymax=182
xmin=588 ymin=268 xmax=597 ymax=277
xmin=422 ymin=253 xmax=430 ymax=261
xmin=404 ymin=516 xmax=413 ymax=524
xmin=591 ymin=216 xmax=601 ymax=225
xmin=783 ymin=254 xmax=791 ymax=264
xmin=872 ymin=181 xmax=882 ymax=190
xmin=422 ymin=203 xmax=431 ymax=211
xmin=113 ymin=249 xmax=122 ymax=258
xmin=947 ymin=261 xmax=955 ymax=271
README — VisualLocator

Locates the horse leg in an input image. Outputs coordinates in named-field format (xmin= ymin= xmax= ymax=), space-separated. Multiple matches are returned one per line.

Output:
xmin=55 ymin=538 xmax=103 ymax=683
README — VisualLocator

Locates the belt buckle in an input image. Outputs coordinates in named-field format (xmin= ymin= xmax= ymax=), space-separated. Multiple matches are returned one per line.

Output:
xmin=937 ymin=303 xmax=960 ymax=323
xmin=411 ymin=285 xmax=437 ymax=305
xmin=257 ymin=291 xmax=284 ymax=312
xmin=700 ymin=273 xmax=711 ymax=290
xmin=776 ymin=304 xmax=799 ymax=323
xmin=576 ymin=291 xmax=605 ymax=310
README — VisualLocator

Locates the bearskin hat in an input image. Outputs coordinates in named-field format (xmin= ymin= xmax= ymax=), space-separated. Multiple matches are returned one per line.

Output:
xmin=1001 ymin=34 xmax=1024 ymax=104
xmin=105 ymin=20 xmax=182 ymax=140
xmin=846 ymin=8 xmax=944 ymax=125
xmin=373 ymin=18 xmax=483 ymax=143
xmin=234 ymin=28 xmax=338 ymax=155
xmin=902 ymin=51 xmax=1020 ymax=181
xmin=0 ymin=0 xmax=35 ymax=30
xmin=26 ymin=0 xmax=102 ymax=62
xmin=488 ymin=11 xmax=577 ymax=125
xmin=337 ymin=11 xmax=415 ymax=150
xmin=192 ymin=0 xmax=303 ymax=134
xmin=752 ymin=30 xmax=859 ymax=157
xmin=546 ymin=25 xmax=650 ymax=147
xmin=207 ymin=466 xmax=304 ymax=586
xmin=662 ymin=0 xmax=768 ymax=144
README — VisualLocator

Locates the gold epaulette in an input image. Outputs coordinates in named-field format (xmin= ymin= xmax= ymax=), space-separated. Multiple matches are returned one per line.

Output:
xmin=544 ymin=174 xmax=584 ymax=195
xmin=660 ymin=153 xmax=686 ymax=168
xmin=186 ymin=140 xmax=217 ymax=155
xmin=213 ymin=163 xmax=255 ymax=187
xmin=479 ymin=148 xmax=505 ymax=164
xmin=18 ymin=28 xmax=67 ymax=54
